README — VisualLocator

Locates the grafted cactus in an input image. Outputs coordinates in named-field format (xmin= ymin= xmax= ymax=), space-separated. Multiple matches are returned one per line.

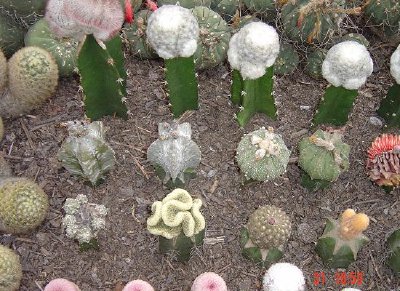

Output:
xmin=58 ymin=120 xmax=116 ymax=186
xmin=147 ymin=188 xmax=205 ymax=262
xmin=44 ymin=279 xmax=81 ymax=291
xmin=0 ymin=245 xmax=22 ymax=291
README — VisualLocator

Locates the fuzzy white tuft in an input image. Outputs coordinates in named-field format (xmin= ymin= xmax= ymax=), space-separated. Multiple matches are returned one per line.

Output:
xmin=146 ymin=5 xmax=199 ymax=59
xmin=263 ymin=263 xmax=305 ymax=291
xmin=322 ymin=41 xmax=373 ymax=90
xmin=227 ymin=22 xmax=280 ymax=80
xmin=390 ymin=44 xmax=400 ymax=84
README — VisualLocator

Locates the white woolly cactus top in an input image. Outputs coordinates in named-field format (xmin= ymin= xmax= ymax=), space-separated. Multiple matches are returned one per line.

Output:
xmin=322 ymin=41 xmax=373 ymax=90
xmin=227 ymin=22 xmax=280 ymax=80
xmin=390 ymin=44 xmax=400 ymax=84
xmin=146 ymin=5 xmax=199 ymax=59
xmin=263 ymin=263 xmax=305 ymax=291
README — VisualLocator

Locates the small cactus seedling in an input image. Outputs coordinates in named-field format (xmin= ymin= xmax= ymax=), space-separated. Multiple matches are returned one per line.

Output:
xmin=62 ymin=194 xmax=108 ymax=249
xmin=147 ymin=188 xmax=206 ymax=262
xmin=58 ymin=120 xmax=116 ymax=186
xmin=313 ymin=41 xmax=373 ymax=126
xmin=316 ymin=209 xmax=369 ymax=268
xmin=228 ymin=22 xmax=280 ymax=126
xmin=0 ymin=245 xmax=22 ymax=291
xmin=364 ymin=0 xmax=400 ymax=40
xmin=236 ymin=127 xmax=290 ymax=182
xmin=191 ymin=272 xmax=228 ymax=291
xmin=386 ymin=229 xmax=400 ymax=274
xmin=263 ymin=263 xmax=305 ymax=291
xmin=146 ymin=5 xmax=200 ymax=117
xmin=0 ymin=11 xmax=26 ymax=58
xmin=0 ymin=177 xmax=49 ymax=234
xmin=122 ymin=280 xmax=155 ymax=291
xmin=241 ymin=205 xmax=291 ymax=267
xmin=298 ymin=129 xmax=350 ymax=191
xmin=377 ymin=44 xmax=400 ymax=128
xmin=158 ymin=0 xmax=212 ymax=8
xmin=304 ymin=48 xmax=327 ymax=79
xmin=44 ymin=278 xmax=81 ymax=291
xmin=191 ymin=6 xmax=231 ymax=70
xmin=147 ymin=122 xmax=201 ymax=188
xmin=274 ymin=43 xmax=299 ymax=75
xmin=366 ymin=134 xmax=400 ymax=189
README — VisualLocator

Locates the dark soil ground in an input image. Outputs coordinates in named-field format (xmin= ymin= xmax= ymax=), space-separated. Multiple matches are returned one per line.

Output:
xmin=1 ymin=38 xmax=399 ymax=291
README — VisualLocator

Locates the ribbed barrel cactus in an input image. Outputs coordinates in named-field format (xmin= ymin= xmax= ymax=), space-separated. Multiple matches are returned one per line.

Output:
xmin=210 ymin=0 xmax=239 ymax=21
xmin=0 ymin=177 xmax=49 ymax=234
xmin=274 ymin=43 xmax=299 ymax=75
xmin=0 ymin=245 xmax=22 ymax=291
xmin=0 ymin=0 xmax=46 ymax=26
xmin=263 ymin=263 xmax=305 ymax=291
xmin=304 ymin=48 xmax=327 ymax=79
xmin=58 ymin=121 xmax=116 ymax=186
xmin=236 ymin=127 xmax=290 ymax=182
xmin=387 ymin=229 xmax=400 ymax=274
xmin=0 ymin=11 xmax=26 ymax=57
xmin=364 ymin=0 xmax=400 ymax=39
xmin=147 ymin=188 xmax=206 ymax=262
xmin=241 ymin=205 xmax=291 ymax=267
xmin=316 ymin=209 xmax=369 ymax=268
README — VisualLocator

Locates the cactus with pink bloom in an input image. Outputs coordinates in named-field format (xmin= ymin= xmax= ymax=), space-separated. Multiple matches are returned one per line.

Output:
xmin=191 ymin=272 xmax=228 ymax=291
xmin=44 ymin=278 xmax=80 ymax=291
xmin=122 ymin=280 xmax=155 ymax=291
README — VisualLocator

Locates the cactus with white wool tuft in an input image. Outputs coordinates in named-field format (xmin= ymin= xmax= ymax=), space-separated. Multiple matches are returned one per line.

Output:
xmin=263 ymin=263 xmax=305 ymax=291
xmin=0 ymin=245 xmax=23 ymax=291
xmin=313 ymin=41 xmax=373 ymax=126
xmin=228 ymin=22 xmax=280 ymax=126
xmin=146 ymin=5 xmax=200 ymax=117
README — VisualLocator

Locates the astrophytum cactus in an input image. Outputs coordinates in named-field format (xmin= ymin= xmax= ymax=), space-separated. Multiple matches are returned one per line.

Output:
xmin=191 ymin=272 xmax=228 ymax=291
xmin=263 ymin=263 xmax=305 ymax=291
xmin=0 ymin=245 xmax=22 ymax=291
xmin=147 ymin=122 xmax=201 ymax=187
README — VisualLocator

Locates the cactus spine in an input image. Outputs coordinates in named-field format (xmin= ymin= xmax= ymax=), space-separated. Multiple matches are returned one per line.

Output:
xmin=0 ymin=245 xmax=22 ymax=291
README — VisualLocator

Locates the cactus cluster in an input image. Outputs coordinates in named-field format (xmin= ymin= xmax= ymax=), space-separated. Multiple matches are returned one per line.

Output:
xmin=0 ymin=245 xmax=22 ymax=291
xmin=274 ymin=43 xmax=299 ymax=75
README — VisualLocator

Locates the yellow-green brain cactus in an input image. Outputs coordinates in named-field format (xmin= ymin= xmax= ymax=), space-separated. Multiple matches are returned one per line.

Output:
xmin=0 ymin=245 xmax=22 ymax=291
xmin=0 ymin=178 xmax=49 ymax=234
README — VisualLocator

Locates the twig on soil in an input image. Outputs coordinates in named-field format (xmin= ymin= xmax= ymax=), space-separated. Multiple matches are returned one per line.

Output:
xmin=3 ymin=155 xmax=34 ymax=161
xmin=354 ymin=199 xmax=383 ymax=205
xmin=126 ymin=151 xmax=150 ymax=179
xmin=210 ymin=179 xmax=219 ymax=194
xmin=20 ymin=119 xmax=35 ymax=150
xmin=34 ymin=281 xmax=44 ymax=291
xmin=369 ymin=250 xmax=383 ymax=283
xmin=110 ymin=140 xmax=146 ymax=154
xmin=30 ymin=114 xmax=68 ymax=131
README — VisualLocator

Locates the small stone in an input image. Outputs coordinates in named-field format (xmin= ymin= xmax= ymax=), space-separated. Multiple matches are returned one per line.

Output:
xmin=300 ymin=105 xmax=311 ymax=110
xmin=297 ymin=222 xmax=317 ymax=244
xmin=369 ymin=116 xmax=383 ymax=127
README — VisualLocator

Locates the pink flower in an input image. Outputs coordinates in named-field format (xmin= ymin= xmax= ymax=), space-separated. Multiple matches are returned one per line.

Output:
xmin=191 ymin=272 xmax=228 ymax=291
xmin=122 ymin=280 xmax=155 ymax=291
xmin=44 ymin=278 xmax=80 ymax=291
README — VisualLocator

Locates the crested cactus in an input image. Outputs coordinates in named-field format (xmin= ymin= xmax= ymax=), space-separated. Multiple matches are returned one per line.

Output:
xmin=236 ymin=127 xmax=290 ymax=182
xmin=58 ymin=120 xmax=116 ymax=186
xmin=0 ymin=245 xmax=22 ymax=291
xmin=387 ymin=229 xmax=400 ymax=274
xmin=62 ymin=194 xmax=108 ymax=248
xmin=0 ymin=46 xmax=59 ymax=118
xmin=0 ymin=177 xmax=49 ymax=234
xmin=274 ymin=43 xmax=299 ymax=75
xmin=25 ymin=18 xmax=79 ymax=77
xmin=364 ymin=0 xmax=400 ymax=39
xmin=316 ymin=209 xmax=369 ymax=268
xmin=147 ymin=188 xmax=206 ymax=262
xmin=191 ymin=272 xmax=228 ymax=291
xmin=263 ymin=263 xmax=306 ymax=291
xmin=0 ymin=11 xmax=26 ymax=58
xmin=191 ymin=6 xmax=231 ymax=70
xmin=299 ymin=129 xmax=350 ymax=190
xmin=241 ymin=205 xmax=291 ymax=267
xmin=304 ymin=48 xmax=327 ymax=79
xmin=158 ymin=0 xmax=211 ymax=8
xmin=147 ymin=122 xmax=201 ymax=188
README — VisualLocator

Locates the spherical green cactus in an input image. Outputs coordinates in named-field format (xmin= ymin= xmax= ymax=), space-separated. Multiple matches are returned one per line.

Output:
xmin=158 ymin=0 xmax=211 ymax=8
xmin=0 ymin=0 xmax=46 ymax=26
xmin=0 ymin=46 xmax=59 ymax=117
xmin=236 ymin=127 xmax=291 ymax=181
xmin=298 ymin=129 xmax=350 ymax=182
xmin=210 ymin=0 xmax=239 ymax=21
xmin=0 ymin=245 xmax=22 ymax=291
xmin=274 ymin=43 xmax=299 ymax=75
xmin=241 ymin=205 xmax=291 ymax=267
xmin=364 ymin=0 xmax=400 ymax=38
xmin=0 ymin=50 xmax=7 ymax=92
xmin=387 ymin=229 xmax=400 ymax=274
xmin=0 ymin=12 xmax=26 ymax=58
xmin=25 ymin=18 xmax=79 ymax=77
xmin=333 ymin=33 xmax=370 ymax=48
xmin=304 ymin=48 xmax=327 ymax=79
xmin=242 ymin=0 xmax=277 ymax=21
xmin=0 ymin=177 xmax=49 ymax=234
xmin=191 ymin=6 xmax=231 ymax=70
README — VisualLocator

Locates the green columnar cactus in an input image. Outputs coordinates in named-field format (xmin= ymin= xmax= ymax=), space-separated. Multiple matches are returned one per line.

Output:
xmin=0 ymin=245 xmax=22 ymax=291
xmin=146 ymin=5 xmax=200 ymax=117
xmin=274 ymin=43 xmax=299 ymax=75
xmin=241 ymin=205 xmax=291 ymax=267
xmin=304 ymin=48 xmax=327 ymax=79
xmin=0 ymin=0 xmax=46 ymax=26
xmin=0 ymin=177 xmax=49 ymax=234
xmin=191 ymin=6 xmax=231 ymax=70
xmin=147 ymin=122 xmax=201 ymax=188
xmin=364 ymin=0 xmax=400 ymax=39
xmin=0 ymin=49 xmax=6 ymax=92
xmin=0 ymin=46 xmax=59 ymax=118
xmin=25 ymin=18 xmax=79 ymax=77
xmin=210 ymin=0 xmax=239 ymax=21
xmin=0 ymin=11 xmax=26 ymax=58
xmin=158 ymin=0 xmax=211 ymax=8
xmin=298 ymin=129 xmax=350 ymax=190
xmin=316 ymin=209 xmax=369 ymax=268
xmin=236 ymin=127 xmax=290 ymax=182
xmin=58 ymin=121 xmax=116 ymax=186
xmin=228 ymin=22 xmax=280 ymax=126
xmin=147 ymin=188 xmax=206 ymax=262
xmin=387 ymin=229 xmax=400 ymax=274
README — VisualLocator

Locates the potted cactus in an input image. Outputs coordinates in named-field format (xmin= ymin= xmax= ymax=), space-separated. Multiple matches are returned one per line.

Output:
xmin=147 ymin=188 xmax=206 ymax=262
xmin=263 ymin=263 xmax=305 ymax=291
xmin=191 ymin=272 xmax=228 ymax=291
xmin=0 ymin=245 xmax=23 ymax=291
xmin=316 ymin=209 xmax=369 ymax=268
xmin=387 ymin=229 xmax=400 ymax=274
xmin=241 ymin=205 xmax=291 ymax=267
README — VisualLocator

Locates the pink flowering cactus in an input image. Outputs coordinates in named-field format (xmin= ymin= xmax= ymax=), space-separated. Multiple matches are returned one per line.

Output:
xmin=191 ymin=272 xmax=228 ymax=291
xmin=122 ymin=280 xmax=155 ymax=291
xmin=44 ymin=278 xmax=80 ymax=291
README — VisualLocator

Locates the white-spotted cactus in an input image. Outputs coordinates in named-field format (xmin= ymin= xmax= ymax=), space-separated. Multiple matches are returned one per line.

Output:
xmin=263 ymin=263 xmax=305 ymax=291
xmin=0 ymin=245 xmax=22 ymax=291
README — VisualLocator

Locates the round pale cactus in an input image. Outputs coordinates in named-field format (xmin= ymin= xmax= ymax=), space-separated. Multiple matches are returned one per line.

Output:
xmin=0 ymin=50 xmax=7 ymax=92
xmin=0 ymin=177 xmax=49 ymax=234
xmin=191 ymin=272 xmax=228 ymax=291
xmin=391 ymin=44 xmax=400 ymax=84
xmin=263 ymin=263 xmax=305 ymax=291
xmin=274 ymin=43 xmax=299 ymax=75
xmin=0 ymin=245 xmax=22 ymax=291
xmin=241 ymin=205 xmax=291 ymax=266
xmin=304 ymin=48 xmax=327 ymax=79
xmin=122 ymin=280 xmax=155 ymax=291
xmin=158 ymin=0 xmax=211 ymax=8
xmin=236 ymin=127 xmax=291 ymax=181
xmin=44 ymin=278 xmax=81 ymax=291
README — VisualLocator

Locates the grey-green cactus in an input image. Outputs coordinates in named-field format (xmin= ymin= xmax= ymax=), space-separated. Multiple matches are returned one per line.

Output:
xmin=364 ymin=0 xmax=400 ymax=39
xmin=58 ymin=121 xmax=116 ymax=186
xmin=274 ymin=43 xmax=299 ymax=75
xmin=0 ymin=11 xmax=26 ymax=58
xmin=236 ymin=127 xmax=291 ymax=181
xmin=304 ymin=48 xmax=327 ymax=79
xmin=211 ymin=0 xmax=239 ymax=21
xmin=0 ymin=0 xmax=46 ymax=26
xmin=0 ymin=245 xmax=22 ymax=291
xmin=0 ymin=177 xmax=49 ymax=234
xmin=147 ymin=188 xmax=205 ymax=262
xmin=241 ymin=205 xmax=291 ymax=267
